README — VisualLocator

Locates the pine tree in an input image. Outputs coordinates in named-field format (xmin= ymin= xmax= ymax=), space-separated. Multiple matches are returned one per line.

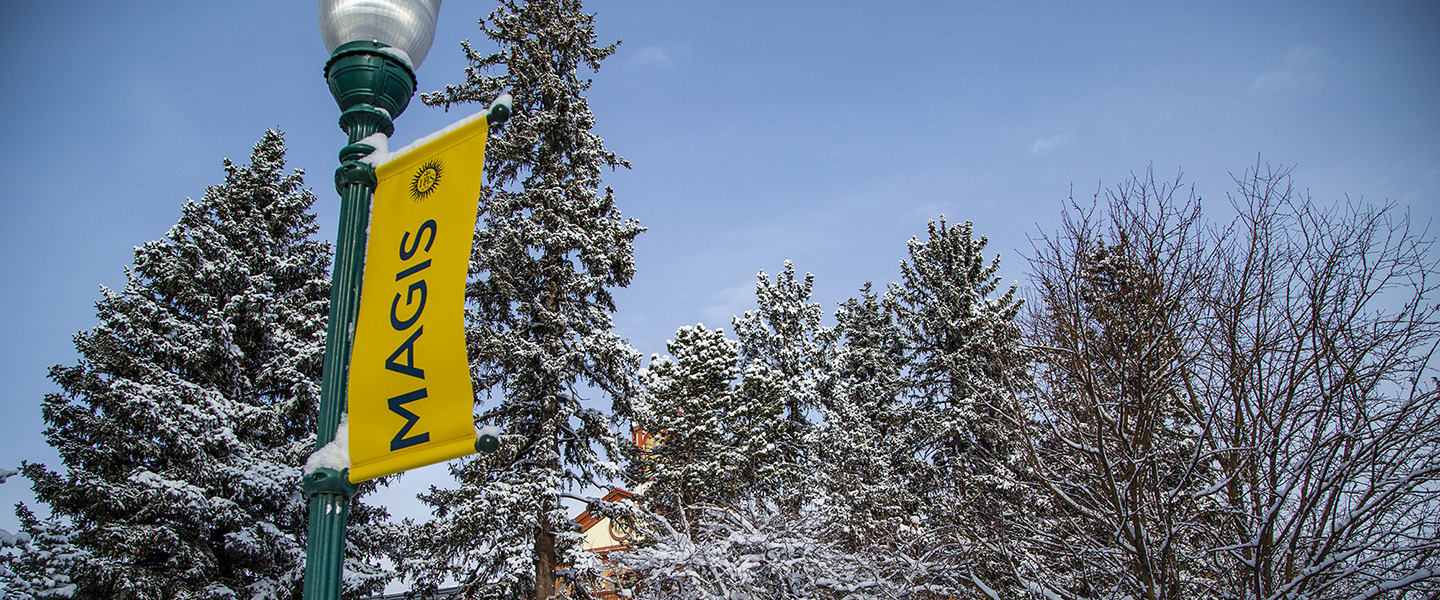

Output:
xmin=889 ymin=218 xmax=1028 ymax=466
xmin=1 ymin=503 xmax=87 ymax=599
xmin=400 ymin=1 xmax=643 ymax=598
xmin=886 ymin=217 xmax=1033 ymax=594
xmin=730 ymin=261 xmax=830 ymax=503
xmin=631 ymin=325 xmax=745 ymax=530
xmin=20 ymin=130 xmax=390 ymax=599
xmin=808 ymin=283 xmax=914 ymax=549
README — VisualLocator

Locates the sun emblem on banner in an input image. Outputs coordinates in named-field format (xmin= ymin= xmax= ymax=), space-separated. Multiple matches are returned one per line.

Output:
xmin=410 ymin=160 xmax=443 ymax=201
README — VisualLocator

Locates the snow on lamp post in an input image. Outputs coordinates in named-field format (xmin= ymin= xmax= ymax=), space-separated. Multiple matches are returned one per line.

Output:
xmin=305 ymin=1 xmax=441 ymax=598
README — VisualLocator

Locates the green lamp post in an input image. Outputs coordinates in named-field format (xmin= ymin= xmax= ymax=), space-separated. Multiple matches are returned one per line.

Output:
xmin=305 ymin=1 xmax=442 ymax=598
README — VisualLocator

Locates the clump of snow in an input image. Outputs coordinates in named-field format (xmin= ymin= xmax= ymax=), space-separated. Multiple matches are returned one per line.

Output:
xmin=0 ymin=529 xmax=30 ymax=546
xmin=304 ymin=413 xmax=350 ymax=474
xmin=490 ymin=93 xmax=513 ymax=115
xmin=477 ymin=424 xmax=501 ymax=440
xmin=355 ymin=132 xmax=390 ymax=167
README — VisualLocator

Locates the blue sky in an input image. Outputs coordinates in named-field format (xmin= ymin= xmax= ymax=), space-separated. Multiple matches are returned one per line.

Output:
xmin=2 ymin=1 xmax=1437 ymax=531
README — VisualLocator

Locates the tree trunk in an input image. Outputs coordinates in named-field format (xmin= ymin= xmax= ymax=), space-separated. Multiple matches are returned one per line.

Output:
xmin=534 ymin=516 xmax=558 ymax=600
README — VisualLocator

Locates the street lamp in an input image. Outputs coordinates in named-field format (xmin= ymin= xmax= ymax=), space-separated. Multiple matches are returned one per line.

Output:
xmin=305 ymin=1 xmax=441 ymax=598
xmin=319 ymin=0 xmax=442 ymax=70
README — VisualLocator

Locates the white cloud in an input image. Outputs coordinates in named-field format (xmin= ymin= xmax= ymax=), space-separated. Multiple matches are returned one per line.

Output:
xmin=1251 ymin=44 xmax=1323 ymax=91
xmin=631 ymin=45 xmax=675 ymax=67
xmin=1031 ymin=133 xmax=1075 ymax=154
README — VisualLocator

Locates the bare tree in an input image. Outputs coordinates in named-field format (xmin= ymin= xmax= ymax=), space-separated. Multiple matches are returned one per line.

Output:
xmin=1197 ymin=164 xmax=1440 ymax=600
xmin=1022 ymin=169 xmax=1219 ymax=600
xmin=1021 ymin=163 xmax=1440 ymax=600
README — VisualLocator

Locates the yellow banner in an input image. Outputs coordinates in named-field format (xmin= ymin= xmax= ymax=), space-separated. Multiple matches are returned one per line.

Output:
xmin=347 ymin=113 xmax=489 ymax=483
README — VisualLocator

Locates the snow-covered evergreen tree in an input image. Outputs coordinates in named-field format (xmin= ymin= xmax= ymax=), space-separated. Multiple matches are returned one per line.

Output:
xmin=1 ymin=503 xmax=87 ymax=599
xmin=888 ymin=218 xmax=1028 ymax=473
xmin=808 ymin=283 xmax=915 ymax=550
xmin=886 ymin=217 xmax=1033 ymax=594
xmin=730 ymin=261 xmax=831 ymax=503
xmin=632 ymin=325 xmax=746 ymax=528
xmin=20 ymin=130 xmax=390 ymax=599
xmin=399 ymin=1 xmax=643 ymax=598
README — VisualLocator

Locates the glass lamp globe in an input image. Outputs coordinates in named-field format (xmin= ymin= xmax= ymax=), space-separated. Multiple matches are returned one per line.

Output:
xmin=319 ymin=0 xmax=443 ymax=69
